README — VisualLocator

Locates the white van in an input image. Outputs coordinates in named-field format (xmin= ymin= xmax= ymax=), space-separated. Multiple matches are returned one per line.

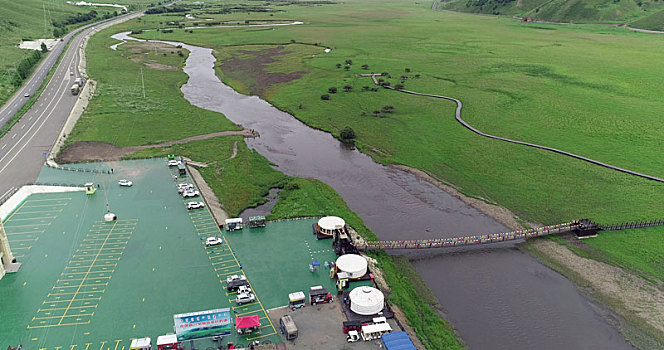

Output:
xmin=130 ymin=338 xmax=152 ymax=350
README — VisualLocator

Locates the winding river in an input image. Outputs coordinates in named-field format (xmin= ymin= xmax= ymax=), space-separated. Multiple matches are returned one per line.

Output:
xmin=112 ymin=32 xmax=632 ymax=349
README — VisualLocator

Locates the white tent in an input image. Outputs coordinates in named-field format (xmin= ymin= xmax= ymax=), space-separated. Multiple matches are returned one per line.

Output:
xmin=317 ymin=216 xmax=345 ymax=235
xmin=336 ymin=254 xmax=368 ymax=279
xmin=350 ymin=286 xmax=384 ymax=315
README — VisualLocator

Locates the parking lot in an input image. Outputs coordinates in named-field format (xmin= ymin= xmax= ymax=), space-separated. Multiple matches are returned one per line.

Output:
xmin=0 ymin=159 xmax=280 ymax=349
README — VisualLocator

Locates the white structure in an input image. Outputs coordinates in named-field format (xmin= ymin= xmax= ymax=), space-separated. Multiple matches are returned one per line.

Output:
xmin=335 ymin=254 xmax=367 ymax=279
xmin=317 ymin=216 xmax=345 ymax=236
xmin=349 ymin=286 xmax=384 ymax=315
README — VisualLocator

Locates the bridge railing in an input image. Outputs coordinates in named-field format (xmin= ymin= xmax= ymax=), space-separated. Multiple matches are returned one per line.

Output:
xmin=359 ymin=222 xmax=577 ymax=250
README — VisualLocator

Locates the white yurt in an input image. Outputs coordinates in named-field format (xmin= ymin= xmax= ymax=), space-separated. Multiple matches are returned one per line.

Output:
xmin=317 ymin=216 xmax=346 ymax=236
xmin=349 ymin=286 xmax=384 ymax=315
xmin=336 ymin=254 xmax=368 ymax=279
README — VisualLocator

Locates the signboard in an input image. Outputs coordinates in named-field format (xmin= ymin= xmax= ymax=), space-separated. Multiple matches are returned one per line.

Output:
xmin=174 ymin=308 xmax=231 ymax=340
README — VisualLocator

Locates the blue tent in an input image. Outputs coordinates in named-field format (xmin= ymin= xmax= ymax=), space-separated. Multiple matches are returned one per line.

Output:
xmin=381 ymin=331 xmax=416 ymax=350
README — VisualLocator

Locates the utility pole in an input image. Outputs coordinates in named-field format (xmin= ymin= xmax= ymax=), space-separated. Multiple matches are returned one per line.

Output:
xmin=140 ymin=67 xmax=146 ymax=98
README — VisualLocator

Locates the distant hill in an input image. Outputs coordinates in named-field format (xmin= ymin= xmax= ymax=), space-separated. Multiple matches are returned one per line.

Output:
xmin=440 ymin=0 xmax=664 ymax=27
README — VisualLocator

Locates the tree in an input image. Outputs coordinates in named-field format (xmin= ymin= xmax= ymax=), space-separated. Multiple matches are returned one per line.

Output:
xmin=381 ymin=105 xmax=395 ymax=114
xmin=344 ymin=65 xmax=350 ymax=71
xmin=328 ymin=87 xmax=338 ymax=93
xmin=336 ymin=63 xmax=342 ymax=68
xmin=345 ymin=59 xmax=353 ymax=65
xmin=340 ymin=126 xmax=356 ymax=141
xmin=361 ymin=64 xmax=369 ymax=70
xmin=373 ymin=110 xmax=382 ymax=118
xmin=321 ymin=94 xmax=330 ymax=100
xmin=343 ymin=85 xmax=353 ymax=92
xmin=405 ymin=68 xmax=411 ymax=73
xmin=41 ymin=42 xmax=48 ymax=53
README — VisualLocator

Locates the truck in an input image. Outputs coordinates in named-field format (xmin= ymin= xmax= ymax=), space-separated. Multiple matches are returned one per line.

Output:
xmin=71 ymin=84 xmax=79 ymax=95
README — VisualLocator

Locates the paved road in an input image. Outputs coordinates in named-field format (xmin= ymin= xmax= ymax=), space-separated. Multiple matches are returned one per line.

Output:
xmin=0 ymin=14 xmax=140 ymax=203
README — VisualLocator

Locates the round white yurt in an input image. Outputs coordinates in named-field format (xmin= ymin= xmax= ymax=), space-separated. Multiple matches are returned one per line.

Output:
xmin=349 ymin=286 xmax=384 ymax=315
xmin=317 ymin=216 xmax=346 ymax=236
xmin=335 ymin=254 xmax=368 ymax=279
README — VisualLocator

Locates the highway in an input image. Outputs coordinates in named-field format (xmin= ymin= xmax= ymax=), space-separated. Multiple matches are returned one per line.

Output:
xmin=0 ymin=14 xmax=140 ymax=203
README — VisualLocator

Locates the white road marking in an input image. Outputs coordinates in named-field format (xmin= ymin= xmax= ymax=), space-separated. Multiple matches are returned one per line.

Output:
xmin=11 ymin=134 xmax=16 ymax=139
xmin=1 ymin=144 xmax=6 ymax=150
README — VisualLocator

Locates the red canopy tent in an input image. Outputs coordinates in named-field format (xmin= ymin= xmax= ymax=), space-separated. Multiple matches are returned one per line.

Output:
xmin=235 ymin=315 xmax=260 ymax=330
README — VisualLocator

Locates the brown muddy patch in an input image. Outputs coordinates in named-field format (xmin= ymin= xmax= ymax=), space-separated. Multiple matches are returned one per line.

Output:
xmin=219 ymin=45 xmax=306 ymax=96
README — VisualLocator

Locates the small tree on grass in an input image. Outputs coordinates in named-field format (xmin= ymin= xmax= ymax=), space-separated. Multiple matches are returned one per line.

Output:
xmin=394 ymin=83 xmax=404 ymax=90
xmin=362 ymin=86 xmax=370 ymax=91
xmin=41 ymin=42 xmax=48 ymax=53
xmin=328 ymin=87 xmax=338 ymax=93
xmin=344 ymin=65 xmax=350 ymax=71
xmin=321 ymin=94 xmax=330 ymax=100
xmin=405 ymin=68 xmax=411 ymax=73
xmin=345 ymin=59 xmax=353 ymax=65
xmin=382 ymin=105 xmax=395 ymax=114
xmin=343 ymin=85 xmax=353 ymax=92
xmin=340 ymin=126 xmax=356 ymax=142
xmin=373 ymin=110 xmax=382 ymax=118
xmin=361 ymin=64 xmax=369 ymax=70
xmin=336 ymin=63 xmax=342 ymax=68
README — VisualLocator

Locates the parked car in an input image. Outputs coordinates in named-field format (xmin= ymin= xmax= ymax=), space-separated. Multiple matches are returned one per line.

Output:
xmin=227 ymin=279 xmax=250 ymax=292
xmin=237 ymin=285 xmax=252 ymax=295
xmin=226 ymin=275 xmax=247 ymax=284
xmin=182 ymin=190 xmax=199 ymax=198
xmin=168 ymin=160 xmax=180 ymax=166
xmin=236 ymin=292 xmax=255 ymax=305
xmin=118 ymin=179 xmax=133 ymax=187
xmin=177 ymin=183 xmax=193 ymax=190
xmin=187 ymin=201 xmax=205 ymax=210
xmin=205 ymin=237 xmax=222 ymax=246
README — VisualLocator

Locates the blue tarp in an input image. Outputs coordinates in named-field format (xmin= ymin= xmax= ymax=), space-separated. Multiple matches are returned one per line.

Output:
xmin=382 ymin=331 xmax=417 ymax=350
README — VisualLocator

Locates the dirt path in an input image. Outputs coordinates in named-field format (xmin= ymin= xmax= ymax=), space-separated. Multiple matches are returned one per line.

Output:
xmin=57 ymin=129 xmax=258 ymax=163
xmin=361 ymin=74 xmax=664 ymax=184
xmin=225 ymin=141 xmax=238 ymax=161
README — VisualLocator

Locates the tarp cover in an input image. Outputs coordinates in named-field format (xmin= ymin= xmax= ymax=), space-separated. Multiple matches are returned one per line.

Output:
xmin=382 ymin=331 xmax=416 ymax=350
xmin=235 ymin=315 xmax=260 ymax=329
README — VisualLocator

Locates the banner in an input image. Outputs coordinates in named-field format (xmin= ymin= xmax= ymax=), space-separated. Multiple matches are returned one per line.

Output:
xmin=174 ymin=308 xmax=231 ymax=340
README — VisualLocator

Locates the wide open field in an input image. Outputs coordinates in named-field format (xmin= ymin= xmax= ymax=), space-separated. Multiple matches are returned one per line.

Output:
xmin=134 ymin=0 xmax=664 ymax=284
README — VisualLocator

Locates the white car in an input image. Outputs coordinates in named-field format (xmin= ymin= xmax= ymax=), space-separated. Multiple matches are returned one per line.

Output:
xmin=177 ymin=183 xmax=193 ymax=190
xmin=168 ymin=160 xmax=180 ymax=166
xmin=118 ymin=179 xmax=133 ymax=187
xmin=24 ymin=93 xmax=30 ymax=98
xmin=226 ymin=274 xmax=247 ymax=284
xmin=205 ymin=237 xmax=222 ymax=246
xmin=237 ymin=285 xmax=252 ymax=295
xmin=182 ymin=190 xmax=199 ymax=198
xmin=236 ymin=292 xmax=255 ymax=305
xmin=187 ymin=201 xmax=205 ymax=210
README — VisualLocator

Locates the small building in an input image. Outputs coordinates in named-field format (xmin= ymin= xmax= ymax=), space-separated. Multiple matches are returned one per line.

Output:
xmin=85 ymin=182 xmax=96 ymax=195
xmin=335 ymin=254 xmax=368 ymax=279
xmin=313 ymin=216 xmax=346 ymax=238
xmin=248 ymin=216 xmax=266 ymax=228
xmin=225 ymin=218 xmax=243 ymax=231
xmin=349 ymin=286 xmax=384 ymax=315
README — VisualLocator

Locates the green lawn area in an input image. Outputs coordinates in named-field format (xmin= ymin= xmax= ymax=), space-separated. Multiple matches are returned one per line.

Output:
xmin=65 ymin=26 xmax=240 ymax=147
xmin=133 ymin=0 xmax=664 ymax=285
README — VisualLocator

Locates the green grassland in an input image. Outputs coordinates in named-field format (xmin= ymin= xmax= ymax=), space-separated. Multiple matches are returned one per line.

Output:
xmin=440 ymin=0 xmax=664 ymax=24
xmin=0 ymin=0 xmax=125 ymax=107
xmin=65 ymin=26 xmax=240 ymax=147
xmin=133 ymin=0 xmax=664 ymax=285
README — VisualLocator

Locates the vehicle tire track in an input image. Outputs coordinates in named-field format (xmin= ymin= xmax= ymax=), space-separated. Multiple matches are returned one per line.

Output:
xmin=363 ymin=74 xmax=664 ymax=183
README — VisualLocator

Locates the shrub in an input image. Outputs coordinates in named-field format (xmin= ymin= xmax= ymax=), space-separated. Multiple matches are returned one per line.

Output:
xmin=340 ymin=126 xmax=356 ymax=141
xmin=321 ymin=94 xmax=330 ymax=100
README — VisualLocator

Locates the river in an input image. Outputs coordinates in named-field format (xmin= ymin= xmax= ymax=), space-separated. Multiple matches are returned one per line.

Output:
xmin=112 ymin=32 xmax=632 ymax=349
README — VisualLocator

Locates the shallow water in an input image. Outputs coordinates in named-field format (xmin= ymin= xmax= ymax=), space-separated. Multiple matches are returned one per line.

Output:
xmin=112 ymin=31 xmax=633 ymax=349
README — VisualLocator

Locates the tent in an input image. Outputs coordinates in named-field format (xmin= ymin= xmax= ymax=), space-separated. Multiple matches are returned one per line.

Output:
xmin=381 ymin=331 xmax=416 ymax=350
xmin=235 ymin=315 xmax=260 ymax=330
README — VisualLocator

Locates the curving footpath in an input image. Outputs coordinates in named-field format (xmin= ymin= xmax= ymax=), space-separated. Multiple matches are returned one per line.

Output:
xmin=363 ymin=74 xmax=664 ymax=184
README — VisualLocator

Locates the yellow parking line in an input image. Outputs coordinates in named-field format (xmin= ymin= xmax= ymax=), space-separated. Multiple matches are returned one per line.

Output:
xmin=27 ymin=321 xmax=89 ymax=329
